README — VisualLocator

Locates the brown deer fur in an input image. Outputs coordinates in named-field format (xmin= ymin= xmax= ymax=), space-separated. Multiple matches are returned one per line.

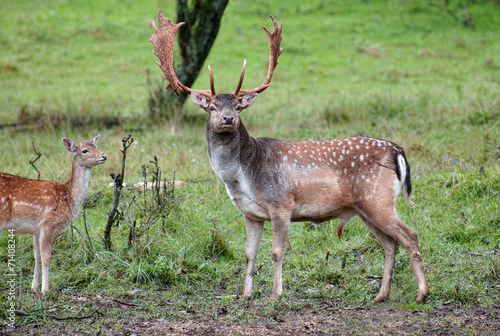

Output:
xmin=150 ymin=11 xmax=429 ymax=303
xmin=192 ymin=92 xmax=429 ymax=303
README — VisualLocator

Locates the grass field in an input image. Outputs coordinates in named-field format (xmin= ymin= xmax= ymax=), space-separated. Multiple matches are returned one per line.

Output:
xmin=1 ymin=0 xmax=499 ymax=334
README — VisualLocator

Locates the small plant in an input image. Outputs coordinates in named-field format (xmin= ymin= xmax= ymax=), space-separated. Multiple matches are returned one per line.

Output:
xmin=123 ymin=156 xmax=177 ymax=254
xmin=203 ymin=220 xmax=234 ymax=261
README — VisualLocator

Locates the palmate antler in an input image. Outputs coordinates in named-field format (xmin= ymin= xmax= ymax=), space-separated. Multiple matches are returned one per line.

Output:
xmin=150 ymin=10 xmax=283 ymax=98
xmin=233 ymin=16 xmax=283 ymax=97
xmin=150 ymin=10 xmax=213 ymax=97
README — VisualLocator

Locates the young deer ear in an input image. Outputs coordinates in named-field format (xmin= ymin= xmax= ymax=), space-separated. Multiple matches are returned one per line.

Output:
xmin=239 ymin=93 xmax=258 ymax=110
xmin=191 ymin=91 xmax=210 ymax=110
xmin=91 ymin=134 xmax=101 ymax=145
xmin=62 ymin=138 xmax=76 ymax=155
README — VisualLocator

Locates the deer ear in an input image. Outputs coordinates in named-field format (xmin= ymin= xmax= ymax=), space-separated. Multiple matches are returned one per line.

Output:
xmin=62 ymin=138 xmax=76 ymax=155
xmin=91 ymin=134 xmax=101 ymax=145
xmin=191 ymin=92 xmax=210 ymax=110
xmin=239 ymin=93 xmax=258 ymax=110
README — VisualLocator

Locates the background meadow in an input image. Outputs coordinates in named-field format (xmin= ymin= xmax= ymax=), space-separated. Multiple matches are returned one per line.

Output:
xmin=0 ymin=0 xmax=499 ymax=333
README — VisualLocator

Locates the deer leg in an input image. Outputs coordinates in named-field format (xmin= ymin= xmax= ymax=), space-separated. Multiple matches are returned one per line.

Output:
xmin=31 ymin=235 xmax=41 ymax=298
xmin=361 ymin=209 xmax=429 ymax=303
xmin=385 ymin=219 xmax=429 ymax=303
xmin=241 ymin=216 xmax=264 ymax=299
xmin=400 ymin=227 xmax=430 ymax=303
xmin=39 ymin=229 xmax=54 ymax=295
xmin=359 ymin=214 xmax=398 ymax=303
xmin=270 ymin=213 xmax=290 ymax=300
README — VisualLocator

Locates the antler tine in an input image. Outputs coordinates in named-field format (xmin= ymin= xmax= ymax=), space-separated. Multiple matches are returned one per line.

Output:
xmin=150 ymin=10 xmax=212 ymax=98
xmin=233 ymin=59 xmax=247 ymax=95
xmin=236 ymin=15 xmax=283 ymax=97
xmin=208 ymin=65 xmax=216 ymax=95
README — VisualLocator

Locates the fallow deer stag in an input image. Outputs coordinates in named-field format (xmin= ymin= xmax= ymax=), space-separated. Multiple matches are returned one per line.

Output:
xmin=150 ymin=11 xmax=429 ymax=303
xmin=0 ymin=135 xmax=107 ymax=297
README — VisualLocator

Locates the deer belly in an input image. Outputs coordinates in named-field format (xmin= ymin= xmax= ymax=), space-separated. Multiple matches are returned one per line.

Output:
xmin=1 ymin=218 xmax=39 ymax=235
xmin=290 ymin=204 xmax=346 ymax=223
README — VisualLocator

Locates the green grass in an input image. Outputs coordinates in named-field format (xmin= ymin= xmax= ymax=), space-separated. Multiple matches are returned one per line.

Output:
xmin=1 ymin=0 xmax=499 ymax=332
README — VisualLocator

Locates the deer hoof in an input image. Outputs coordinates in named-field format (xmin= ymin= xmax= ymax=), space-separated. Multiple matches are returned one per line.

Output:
xmin=373 ymin=295 xmax=387 ymax=304
xmin=238 ymin=294 xmax=251 ymax=301
xmin=31 ymin=289 xmax=41 ymax=299
xmin=415 ymin=292 xmax=429 ymax=304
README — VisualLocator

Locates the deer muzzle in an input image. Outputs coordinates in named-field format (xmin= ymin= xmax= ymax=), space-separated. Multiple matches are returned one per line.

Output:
xmin=98 ymin=154 xmax=107 ymax=164
xmin=222 ymin=115 xmax=234 ymax=124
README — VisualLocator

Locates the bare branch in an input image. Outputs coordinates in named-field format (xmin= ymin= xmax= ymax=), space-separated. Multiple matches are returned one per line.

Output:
xmin=29 ymin=137 xmax=42 ymax=180
xmin=104 ymin=135 xmax=134 ymax=251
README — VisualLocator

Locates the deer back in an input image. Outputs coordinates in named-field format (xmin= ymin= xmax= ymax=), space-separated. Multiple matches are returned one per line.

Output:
xmin=265 ymin=137 xmax=410 ymax=209
xmin=0 ymin=173 xmax=70 ymax=235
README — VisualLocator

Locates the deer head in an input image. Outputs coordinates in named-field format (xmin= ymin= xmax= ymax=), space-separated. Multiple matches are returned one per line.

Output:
xmin=62 ymin=134 xmax=106 ymax=168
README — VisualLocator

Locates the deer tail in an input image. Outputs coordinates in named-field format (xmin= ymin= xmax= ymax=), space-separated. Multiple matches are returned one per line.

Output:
xmin=396 ymin=150 xmax=418 ymax=207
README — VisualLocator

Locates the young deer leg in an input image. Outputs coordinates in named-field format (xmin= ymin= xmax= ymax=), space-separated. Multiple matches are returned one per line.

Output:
xmin=241 ymin=216 xmax=264 ymax=299
xmin=40 ymin=229 xmax=55 ymax=295
xmin=359 ymin=214 xmax=399 ymax=303
xmin=362 ymin=209 xmax=430 ymax=303
xmin=270 ymin=213 xmax=290 ymax=300
xmin=31 ymin=235 xmax=42 ymax=298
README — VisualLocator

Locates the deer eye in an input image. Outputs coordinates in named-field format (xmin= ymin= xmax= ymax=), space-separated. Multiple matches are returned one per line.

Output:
xmin=82 ymin=149 xmax=89 ymax=154
xmin=209 ymin=105 xmax=217 ymax=112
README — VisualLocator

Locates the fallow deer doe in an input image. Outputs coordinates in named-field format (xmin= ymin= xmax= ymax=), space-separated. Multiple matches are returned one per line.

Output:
xmin=0 ymin=135 xmax=106 ymax=297
xmin=150 ymin=11 xmax=429 ymax=303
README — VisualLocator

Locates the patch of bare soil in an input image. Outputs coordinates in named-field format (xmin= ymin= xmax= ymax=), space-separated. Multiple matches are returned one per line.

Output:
xmin=3 ymin=300 xmax=500 ymax=336
xmin=157 ymin=304 xmax=500 ymax=335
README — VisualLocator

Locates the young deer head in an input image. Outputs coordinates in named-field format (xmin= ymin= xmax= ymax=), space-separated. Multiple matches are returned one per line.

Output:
xmin=0 ymin=135 xmax=106 ymax=297
xmin=151 ymin=11 xmax=429 ymax=303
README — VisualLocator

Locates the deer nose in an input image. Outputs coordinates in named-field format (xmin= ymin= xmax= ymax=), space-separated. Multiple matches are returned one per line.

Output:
xmin=223 ymin=115 xmax=234 ymax=124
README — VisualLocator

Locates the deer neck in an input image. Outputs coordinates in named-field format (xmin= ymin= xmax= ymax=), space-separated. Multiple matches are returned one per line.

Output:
xmin=64 ymin=159 xmax=92 ymax=218
xmin=206 ymin=121 xmax=259 ymax=182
